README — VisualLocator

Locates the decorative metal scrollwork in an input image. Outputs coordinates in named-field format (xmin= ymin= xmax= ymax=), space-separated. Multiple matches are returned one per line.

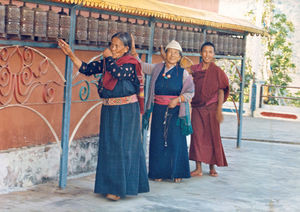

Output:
xmin=0 ymin=46 xmax=65 ymax=105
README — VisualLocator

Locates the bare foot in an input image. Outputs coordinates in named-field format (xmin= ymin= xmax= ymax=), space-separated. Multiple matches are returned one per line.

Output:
xmin=174 ymin=178 xmax=182 ymax=183
xmin=106 ymin=194 xmax=120 ymax=201
xmin=209 ymin=169 xmax=218 ymax=177
xmin=154 ymin=179 xmax=162 ymax=182
xmin=190 ymin=170 xmax=203 ymax=177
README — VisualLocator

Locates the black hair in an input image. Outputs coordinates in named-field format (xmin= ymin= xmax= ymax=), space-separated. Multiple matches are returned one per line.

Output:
xmin=111 ymin=32 xmax=132 ymax=52
xmin=200 ymin=41 xmax=215 ymax=52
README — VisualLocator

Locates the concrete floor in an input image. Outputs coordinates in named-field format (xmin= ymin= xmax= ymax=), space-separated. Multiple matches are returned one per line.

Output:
xmin=0 ymin=115 xmax=299 ymax=212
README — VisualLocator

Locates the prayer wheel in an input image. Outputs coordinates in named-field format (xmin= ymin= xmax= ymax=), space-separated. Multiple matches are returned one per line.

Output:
xmin=135 ymin=24 xmax=144 ymax=47
xmin=117 ymin=21 xmax=128 ymax=33
xmin=217 ymin=34 xmax=224 ymax=55
xmin=228 ymin=36 xmax=233 ymax=55
xmin=154 ymin=26 xmax=163 ymax=50
xmin=107 ymin=20 xmax=118 ymax=41
xmin=47 ymin=6 xmax=59 ymax=39
xmin=188 ymin=30 xmax=194 ymax=51
xmin=175 ymin=29 xmax=183 ymax=46
xmin=212 ymin=33 xmax=218 ymax=54
xmin=143 ymin=24 xmax=150 ymax=48
xmin=34 ymin=5 xmax=47 ymax=38
xmin=182 ymin=30 xmax=188 ymax=51
xmin=162 ymin=27 xmax=170 ymax=47
xmin=232 ymin=36 xmax=238 ymax=56
xmin=20 ymin=2 xmax=34 ymax=39
xmin=237 ymin=37 xmax=242 ymax=56
xmin=76 ymin=11 xmax=88 ymax=43
xmin=128 ymin=22 xmax=136 ymax=44
xmin=58 ymin=8 xmax=70 ymax=41
xmin=0 ymin=3 xmax=6 ymax=37
xmin=223 ymin=35 xmax=229 ymax=55
xmin=169 ymin=28 xmax=176 ymax=42
xmin=241 ymin=37 xmax=246 ymax=56
xmin=193 ymin=31 xmax=200 ymax=52
xmin=98 ymin=17 xmax=108 ymax=45
xmin=206 ymin=33 xmax=213 ymax=43
xmin=88 ymin=13 xmax=98 ymax=44
xmin=5 ymin=0 xmax=20 ymax=36
xmin=199 ymin=32 xmax=205 ymax=50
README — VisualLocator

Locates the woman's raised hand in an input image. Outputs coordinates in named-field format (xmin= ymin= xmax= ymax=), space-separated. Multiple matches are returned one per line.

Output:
xmin=160 ymin=45 xmax=166 ymax=61
xmin=58 ymin=39 xmax=72 ymax=56
xmin=57 ymin=39 xmax=82 ymax=69
xmin=130 ymin=34 xmax=138 ymax=57
xmin=103 ymin=48 xmax=113 ymax=58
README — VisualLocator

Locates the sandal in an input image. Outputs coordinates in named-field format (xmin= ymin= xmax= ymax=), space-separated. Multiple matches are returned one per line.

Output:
xmin=106 ymin=194 xmax=120 ymax=201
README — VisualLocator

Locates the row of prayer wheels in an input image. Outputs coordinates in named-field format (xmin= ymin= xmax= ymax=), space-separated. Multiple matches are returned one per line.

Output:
xmin=0 ymin=1 xmax=245 ymax=56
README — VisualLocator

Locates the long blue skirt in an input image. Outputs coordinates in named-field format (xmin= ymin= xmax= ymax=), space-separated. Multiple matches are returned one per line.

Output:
xmin=94 ymin=102 xmax=149 ymax=197
xmin=148 ymin=103 xmax=190 ymax=179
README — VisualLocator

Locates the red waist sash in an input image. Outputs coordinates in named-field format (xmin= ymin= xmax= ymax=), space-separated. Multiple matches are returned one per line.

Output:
xmin=154 ymin=95 xmax=180 ymax=106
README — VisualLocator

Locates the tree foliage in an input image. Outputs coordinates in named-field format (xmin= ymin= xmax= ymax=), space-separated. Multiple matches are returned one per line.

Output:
xmin=248 ymin=0 xmax=296 ymax=105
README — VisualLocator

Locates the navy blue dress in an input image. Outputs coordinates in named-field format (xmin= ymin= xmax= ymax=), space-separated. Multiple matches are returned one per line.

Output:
xmin=148 ymin=65 xmax=191 ymax=180
xmin=79 ymin=56 xmax=149 ymax=197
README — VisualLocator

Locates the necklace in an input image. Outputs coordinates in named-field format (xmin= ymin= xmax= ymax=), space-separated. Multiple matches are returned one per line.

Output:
xmin=162 ymin=73 xmax=171 ymax=79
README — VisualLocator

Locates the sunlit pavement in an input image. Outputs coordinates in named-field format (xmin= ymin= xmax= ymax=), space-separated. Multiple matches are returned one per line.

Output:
xmin=0 ymin=115 xmax=299 ymax=212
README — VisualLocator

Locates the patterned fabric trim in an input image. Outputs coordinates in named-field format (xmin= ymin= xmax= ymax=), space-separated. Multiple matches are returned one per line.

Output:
xmin=103 ymin=94 xmax=138 ymax=106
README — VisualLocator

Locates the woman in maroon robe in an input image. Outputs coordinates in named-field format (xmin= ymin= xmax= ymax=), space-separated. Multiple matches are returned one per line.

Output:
xmin=189 ymin=42 xmax=229 ymax=177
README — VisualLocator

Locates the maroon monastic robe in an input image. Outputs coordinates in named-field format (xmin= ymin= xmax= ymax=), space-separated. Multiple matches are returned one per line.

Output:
xmin=189 ymin=62 xmax=229 ymax=166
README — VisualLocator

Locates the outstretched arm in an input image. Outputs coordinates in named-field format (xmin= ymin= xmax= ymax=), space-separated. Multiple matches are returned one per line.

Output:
xmin=130 ymin=34 xmax=160 ymax=75
xmin=58 ymin=39 xmax=82 ymax=69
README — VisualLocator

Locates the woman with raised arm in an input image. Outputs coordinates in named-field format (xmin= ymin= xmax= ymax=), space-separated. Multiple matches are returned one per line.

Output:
xmin=132 ymin=37 xmax=194 ymax=183
xmin=58 ymin=32 xmax=149 ymax=201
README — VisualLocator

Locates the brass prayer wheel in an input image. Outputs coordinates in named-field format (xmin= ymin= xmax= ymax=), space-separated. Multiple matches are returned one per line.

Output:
xmin=98 ymin=18 xmax=108 ymax=44
xmin=117 ymin=21 xmax=127 ymax=33
xmin=241 ymin=37 xmax=246 ymax=56
xmin=182 ymin=30 xmax=188 ymax=50
xmin=228 ymin=35 xmax=233 ymax=55
xmin=212 ymin=33 xmax=218 ymax=54
xmin=135 ymin=24 xmax=144 ymax=47
xmin=175 ymin=29 xmax=183 ymax=45
xmin=223 ymin=35 xmax=229 ymax=55
xmin=193 ymin=31 xmax=200 ymax=52
xmin=20 ymin=2 xmax=34 ymax=37
xmin=58 ymin=8 xmax=70 ymax=41
xmin=154 ymin=26 xmax=163 ymax=49
xmin=206 ymin=33 xmax=213 ymax=43
xmin=217 ymin=34 xmax=224 ymax=55
xmin=237 ymin=37 xmax=242 ymax=56
xmin=0 ymin=3 xmax=5 ymax=37
xmin=143 ymin=24 xmax=150 ymax=48
xmin=169 ymin=28 xmax=176 ymax=42
xmin=162 ymin=27 xmax=170 ymax=47
xmin=199 ymin=32 xmax=205 ymax=50
xmin=5 ymin=0 xmax=20 ymax=35
xmin=34 ymin=5 xmax=47 ymax=38
xmin=107 ymin=20 xmax=118 ymax=41
xmin=188 ymin=30 xmax=194 ymax=51
xmin=76 ymin=11 xmax=88 ymax=42
xmin=128 ymin=22 xmax=136 ymax=43
xmin=47 ymin=6 xmax=59 ymax=39
xmin=232 ymin=36 xmax=238 ymax=55
xmin=88 ymin=13 xmax=98 ymax=43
